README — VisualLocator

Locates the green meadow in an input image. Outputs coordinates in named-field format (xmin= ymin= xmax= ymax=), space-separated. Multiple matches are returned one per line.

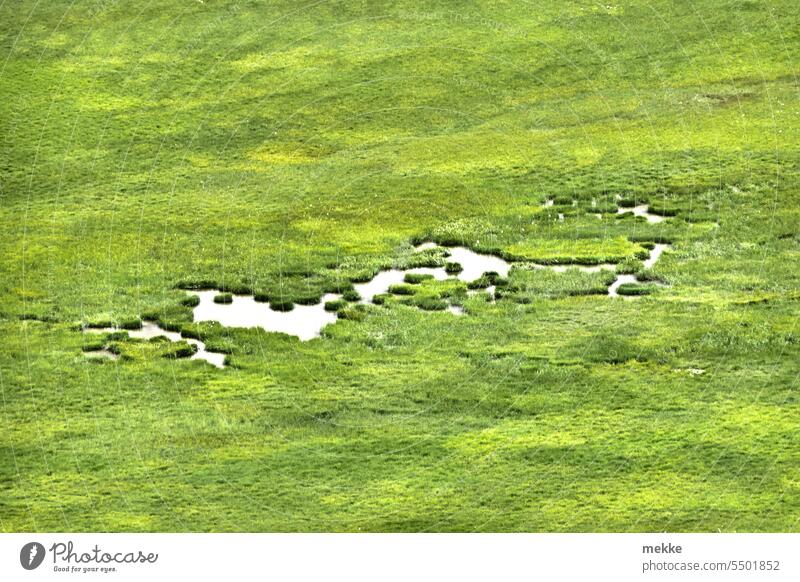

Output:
xmin=2 ymin=0 xmax=799 ymax=531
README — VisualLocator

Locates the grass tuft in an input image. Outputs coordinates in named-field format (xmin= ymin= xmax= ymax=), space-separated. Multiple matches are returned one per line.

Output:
xmin=404 ymin=273 xmax=434 ymax=284
xmin=388 ymin=284 xmax=416 ymax=295
xmin=161 ymin=341 xmax=198 ymax=359
xmin=120 ymin=318 xmax=143 ymax=330
xmin=342 ymin=289 xmax=361 ymax=302
xmin=337 ymin=307 xmax=366 ymax=321
xmin=213 ymin=293 xmax=233 ymax=304
xmin=617 ymin=283 xmax=658 ymax=296
xmin=414 ymin=297 xmax=448 ymax=311
xmin=324 ymin=299 xmax=348 ymax=312
xmin=270 ymin=300 xmax=295 ymax=312
xmin=371 ymin=293 xmax=391 ymax=305
xmin=180 ymin=295 xmax=201 ymax=307
xmin=616 ymin=258 xmax=644 ymax=275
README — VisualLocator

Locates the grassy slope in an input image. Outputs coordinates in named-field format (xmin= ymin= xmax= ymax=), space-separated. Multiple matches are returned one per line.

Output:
xmin=1 ymin=0 xmax=799 ymax=531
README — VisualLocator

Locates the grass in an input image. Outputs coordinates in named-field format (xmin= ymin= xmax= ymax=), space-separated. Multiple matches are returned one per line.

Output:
xmin=180 ymin=295 xmax=201 ymax=308
xmin=388 ymin=283 xmax=417 ymax=296
xmin=324 ymin=299 xmax=348 ymax=312
xmin=342 ymin=289 xmax=362 ymax=302
xmin=160 ymin=341 xmax=198 ymax=360
xmin=467 ymin=272 xmax=507 ymax=289
xmin=407 ymin=296 xmax=448 ymax=311
xmin=404 ymin=273 xmax=435 ymax=284
xmin=371 ymin=293 xmax=391 ymax=305
xmin=444 ymin=262 xmax=464 ymax=274
xmin=213 ymin=293 xmax=234 ymax=304
xmin=1 ymin=0 xmax=799 ymax=533
xmin=616 ymin=283 xmax=659 ymax=296
xmin=500 ymin=269 xmax=618 ymax=300
xmin=615 ymin=259 xmax=645 ymax=275
xmin=80 ymin=339 xmax=107 ymax=352
xmin=269 ymin=300 xmax=294 ymax=312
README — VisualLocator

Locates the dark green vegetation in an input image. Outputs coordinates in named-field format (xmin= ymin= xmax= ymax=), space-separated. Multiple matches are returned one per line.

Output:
xmin=617 ymin=283 xmax=659 ymax=296
xmin=1 ymin=0 xmax=799 ymax=532
xmin=324 ymin=298 xmax=348 ymax=312
xmin=213 ymin=293 xmax=234 ymax=304
xmin=404 ymin=273 xmax=435 ymax=285
xmin=160 ymin=340 xmax=198 ymax=360
xmin=269 ymin=300 xmax=294 ymax=312
xmin=468 ymin=271 xmax=507 ymax=289
xmin=388 ymin=283 xmax=417 ymax=296
xmin=341 ymin=289 xmax=361 ymax=302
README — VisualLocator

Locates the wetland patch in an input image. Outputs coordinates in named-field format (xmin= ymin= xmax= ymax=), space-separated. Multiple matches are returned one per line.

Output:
xmin=84 ymin=321 xmax=226 ymax=368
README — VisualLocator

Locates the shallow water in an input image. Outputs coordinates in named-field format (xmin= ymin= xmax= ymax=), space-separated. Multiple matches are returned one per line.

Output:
xmin=607 ymin=244 xmax=670 ymax=297
xmin=643 ymin=243 xmax=669 ymax=269
xmin=189 ymin=290 xmax=341 ymax=342
xmin=607 ymin=274 xmax=638 ymax=297
xmin=356 ymin=244 xmax=512 ymax=301
xmin=617 ymin=204 xmax=666 ymax=223
xmin=84 ymin=321 xmax=226 ymax=368
xmin=446 ymin=247 xmax=511 ymax=281
xmin=354 ymin=267 xmax=448 ymax=303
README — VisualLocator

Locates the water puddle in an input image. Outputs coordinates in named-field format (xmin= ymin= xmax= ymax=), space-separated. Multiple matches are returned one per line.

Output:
xmin=178 ymin=246 xmax=512 ymax=341
xmin=617 ymin=204 xmax=666 ymax=223
xmin=411 ymin=243 xmax=510 ymax=280
xmin=84 ymin=321 xmax=226 ymax=368
xmin=354 ymin=267 xmax=447 ymax=303
xmin=446 ymin=246 xmax=511 ymax=281
xmin=643 ymin=243 xmax=669 ymax=269
xmin=608 ymin=244 xmax=671 ymax=297
xmin=607 ymin=274 xmax=639 ymax=297
xmin=188 ymin=290 xmax=340 ymax=342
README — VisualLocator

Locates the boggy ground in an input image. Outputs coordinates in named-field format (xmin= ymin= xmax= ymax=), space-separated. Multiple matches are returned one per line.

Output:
xmin=1 ymin=0 xmax=799 ymax=531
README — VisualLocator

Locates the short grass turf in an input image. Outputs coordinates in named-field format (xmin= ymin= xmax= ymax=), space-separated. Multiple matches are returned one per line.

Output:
xmin=1 ymin=0 xmax=800 ymax=532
